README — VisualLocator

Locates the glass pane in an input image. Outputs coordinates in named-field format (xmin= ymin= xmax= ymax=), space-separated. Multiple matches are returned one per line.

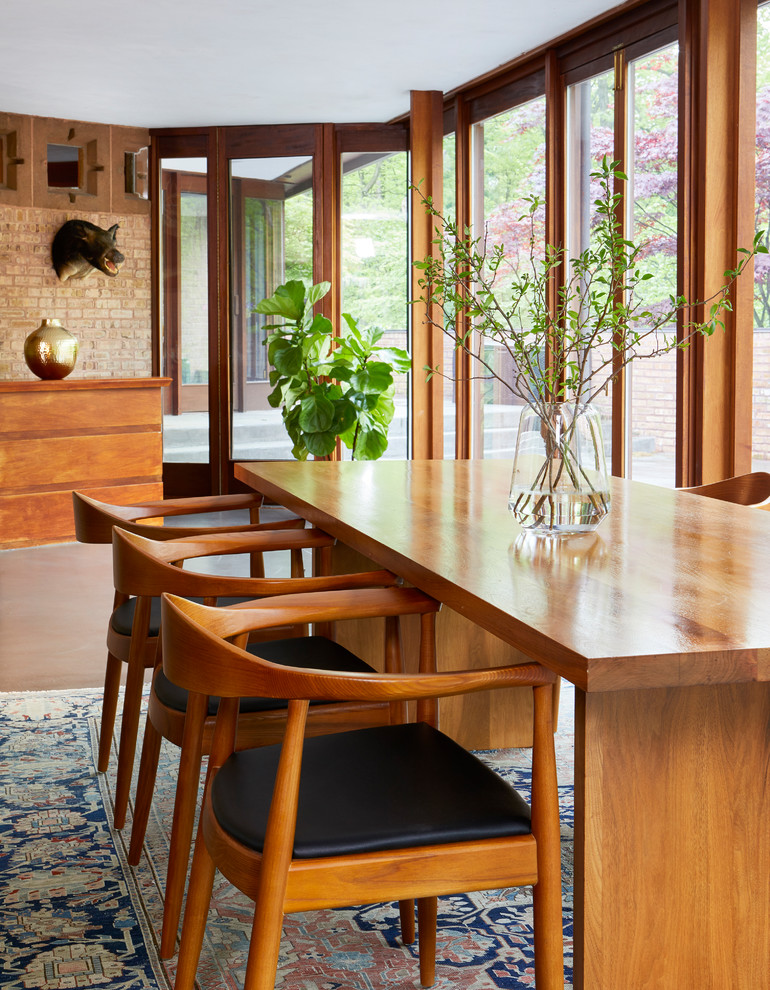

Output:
xmin=229 ymin=157 xmax=313 ymax=461
xmin=160 ymin=157 xmax=209 ymax=464
xmin=566 ymin=71 xmax=615 ymax=468
xmin=754 ymin=3 xmax=770 ymax=471
xmin=340 ymin=150 xmax=409 ymax=460
xmin=627 ymin=43 xmax=679 ymax=487
xmin=472 ymin=96 xmax=547 ymax=459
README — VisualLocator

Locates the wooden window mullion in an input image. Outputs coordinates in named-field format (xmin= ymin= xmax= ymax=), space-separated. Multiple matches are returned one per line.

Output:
xmin=410 ymin=90 xmax=445 ymax=460
xmin=611 ymin=48 xmax=630 ymax=478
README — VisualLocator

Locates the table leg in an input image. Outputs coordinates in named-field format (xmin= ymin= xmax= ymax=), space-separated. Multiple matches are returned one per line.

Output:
xmin=573 ymin=681 xmax=770 ymax=989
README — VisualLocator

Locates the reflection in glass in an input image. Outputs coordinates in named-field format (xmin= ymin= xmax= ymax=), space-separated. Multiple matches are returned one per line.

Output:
xmin=47 ymin=144 xmax=80 ymax=187
xmin=472 ymin=96 xmax=547 ymax=460
xmin=160 ymin=157 xmax=209 ymax=463
xmin=230 ymin=157 xmax=314 ymax=461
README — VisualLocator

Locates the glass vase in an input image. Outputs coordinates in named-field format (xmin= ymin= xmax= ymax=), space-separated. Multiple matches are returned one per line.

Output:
xmin=509 ymin=401 xmax=610 ymax=537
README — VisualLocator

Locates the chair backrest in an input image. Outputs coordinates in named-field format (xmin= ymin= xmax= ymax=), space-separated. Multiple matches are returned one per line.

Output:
xmin=681 ymin=471 xmax=770 ymax=507
xmin=112 ymin=526 xmax=400 ymax=602
xmin=73 ymin=489 xmax=304 ymax=543
xmin=160 ymin=590 xmax=554 ymax=711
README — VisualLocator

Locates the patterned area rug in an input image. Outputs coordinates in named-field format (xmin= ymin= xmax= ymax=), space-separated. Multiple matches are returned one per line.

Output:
xmin=1 ymin=686 xmax=574 ymax=989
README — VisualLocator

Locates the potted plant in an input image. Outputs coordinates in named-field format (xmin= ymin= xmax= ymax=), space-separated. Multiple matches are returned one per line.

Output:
xmin=256 ymin=279 xmax=411 ymax=460
xmin=413 ymin=157 xmax=765 ymax=536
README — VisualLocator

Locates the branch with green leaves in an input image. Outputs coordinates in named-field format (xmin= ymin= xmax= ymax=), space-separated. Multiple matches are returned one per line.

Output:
xmin=413 ymin=157 xmax=766 ymax=426
xmin=255 ymin=280 xmax=411 ymax=460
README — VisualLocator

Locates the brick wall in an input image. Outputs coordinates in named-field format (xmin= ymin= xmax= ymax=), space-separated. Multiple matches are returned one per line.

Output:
xmin=754 ymin=330 xmax=770 ymax=463
xmin=629 ymin=332 xmax=770 ymax=464
xmin=0 ymin=205 xmax=152 ymax=381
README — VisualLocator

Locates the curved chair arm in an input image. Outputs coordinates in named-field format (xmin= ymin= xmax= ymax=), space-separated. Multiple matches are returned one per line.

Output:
xmin=112 ymin=526 xmax=399 ymax=599
xmin=681 ymin=471 xmax=770 ymax=507
xmin=161 ymin=591 xmax=557 ymax=706
xmin=73 ymin=489 xmax=305 ymax=543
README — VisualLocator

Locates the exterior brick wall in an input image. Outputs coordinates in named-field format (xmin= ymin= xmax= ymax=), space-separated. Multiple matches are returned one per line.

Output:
xmin=0 ymin=205 xmax=152 ymax=381
xmin=754 ymin=330 xmax=770 ymax=464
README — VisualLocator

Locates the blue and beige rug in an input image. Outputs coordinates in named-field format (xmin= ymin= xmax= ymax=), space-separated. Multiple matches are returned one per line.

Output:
xmin=0 ymin=687 xmax=574 ymax=989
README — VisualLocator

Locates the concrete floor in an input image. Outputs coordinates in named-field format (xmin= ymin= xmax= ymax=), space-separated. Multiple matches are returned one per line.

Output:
xmin=0 ymin=540 xmax=115 ymax=691
xmin=0 ymin=507 xmax=300 ymax=693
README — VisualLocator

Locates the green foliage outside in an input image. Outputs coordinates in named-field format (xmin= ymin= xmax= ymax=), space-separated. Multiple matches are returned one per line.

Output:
xmin=340 ymin=154 xmax=409 ymax=334
xmin=284 ymin=189 xmax=314 ymax=285
xmin=414 ymin=157 xmax=763 ymax=414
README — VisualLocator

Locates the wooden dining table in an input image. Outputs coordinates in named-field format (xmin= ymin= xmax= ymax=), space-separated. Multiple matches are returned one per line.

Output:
xmin=235 ymin=457 xmax=770 ymax=990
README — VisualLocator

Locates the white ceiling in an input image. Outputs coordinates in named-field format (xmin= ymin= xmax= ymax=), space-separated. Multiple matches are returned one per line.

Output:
xmin=1 ymin=0 xmax=626 ymax=129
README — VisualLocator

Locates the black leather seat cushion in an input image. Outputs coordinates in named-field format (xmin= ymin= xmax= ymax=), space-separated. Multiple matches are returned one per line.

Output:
xmin=111 ymin=595 xmax=251 ymax=638
xmin=211 ymin=721 xmax=532 ymax=858
xmin=154 ymin=635 xmax=378 ymax=715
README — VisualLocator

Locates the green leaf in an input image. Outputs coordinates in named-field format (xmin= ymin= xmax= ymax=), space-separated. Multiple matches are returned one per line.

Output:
xmin=271 ymin=341 xmax=304 ymax=377
xmin=298 ymin=392 xmax=335 ymax=433
xmin=305 ymin=281 xmax=331 ymax=307
xmin=350 ymin=361 xmax=393 ymax=393
xmin=304 ymin=431 xmax=338 ymax=457
xmin=351 ymin=426 xmax=389 ymax=460
xmin=255 ymin=280 xmax=306 ymax=320
xmin=331 ymin=397 xmax=358 ymax=435
xmin=373 ymin=347 xmax=411 ymax=373
xmin=308 ymin=313 xmax=334 ymax=337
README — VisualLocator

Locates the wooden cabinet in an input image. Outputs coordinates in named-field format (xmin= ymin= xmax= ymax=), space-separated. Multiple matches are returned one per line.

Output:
xmin=0 ymin=377 xmax=169 ymax=549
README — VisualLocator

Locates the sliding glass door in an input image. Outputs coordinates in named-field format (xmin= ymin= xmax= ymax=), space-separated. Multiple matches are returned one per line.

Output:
xmin=230 ymin=155 xmax=314 ymax=462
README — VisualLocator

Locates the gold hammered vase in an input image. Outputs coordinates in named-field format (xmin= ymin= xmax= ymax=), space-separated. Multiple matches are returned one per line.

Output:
xmin=24 ymin=318 xmax=79 ymax=380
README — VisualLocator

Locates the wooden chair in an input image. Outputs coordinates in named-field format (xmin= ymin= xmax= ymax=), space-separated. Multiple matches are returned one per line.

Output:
xmin=681 ymin=471 xmax=770 ymax=507
xmin=71 ymin=489 xmax=306 ymax=780
xmin=110 ymin=525 xmax=401 ymax=957
xmin=72 ymin=489 xmax=290 ymax=544
xmin=164 ymin=590 xmax=564 ymax=990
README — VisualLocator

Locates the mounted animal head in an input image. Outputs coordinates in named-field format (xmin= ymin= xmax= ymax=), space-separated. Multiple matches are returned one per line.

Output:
xmin=52 ymin=220 xmax=125 ymax=282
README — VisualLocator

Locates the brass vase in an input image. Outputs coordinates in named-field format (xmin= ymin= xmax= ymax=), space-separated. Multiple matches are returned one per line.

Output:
xmin=24 ymin=318 xmax=79 ymax=380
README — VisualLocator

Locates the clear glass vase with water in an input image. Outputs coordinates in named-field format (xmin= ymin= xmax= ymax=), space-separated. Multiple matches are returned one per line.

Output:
xmin=509 ymin=401 xmax=611 ymax=536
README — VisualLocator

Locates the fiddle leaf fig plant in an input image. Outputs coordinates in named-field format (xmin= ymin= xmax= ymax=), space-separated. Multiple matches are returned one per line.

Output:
xmin=255 ymin=280 xmax=411 ymax=460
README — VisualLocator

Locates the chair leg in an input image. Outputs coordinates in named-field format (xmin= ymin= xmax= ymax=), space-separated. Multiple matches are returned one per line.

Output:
xmin=399 ymin=899 xmax=416 ymax=945
xmin=417 ymin=896 xmax=438 ymax=988
xmin=531 ymin=681 xmax=564 ymax=990
xmin=174 ymin=831 xmax=217 ymax=990
xmin=159 ymin=724 xmax=207 ymax=959
xmin=113 ymin=658 xmax=147 ymax=830
xmin=98 ymin=654 xmax=123 ymax=773
xmin=532 ymin=871 xmax=565 ymax=990
xmin=127 ymin=714 xmax=163 ymax=866
xmin=243 ymin=886 xmax=287 ymax=990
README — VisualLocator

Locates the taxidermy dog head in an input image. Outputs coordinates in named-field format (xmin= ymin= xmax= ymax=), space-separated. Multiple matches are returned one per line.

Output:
xmin=52 ymin=220 xmax=125 ymax=282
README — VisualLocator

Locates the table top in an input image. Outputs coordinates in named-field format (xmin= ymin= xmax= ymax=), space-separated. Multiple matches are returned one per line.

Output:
xmin=235 ymin=459 xmax=770 ymax=692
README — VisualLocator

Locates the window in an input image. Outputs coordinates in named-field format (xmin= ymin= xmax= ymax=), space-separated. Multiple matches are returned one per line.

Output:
xmin=160 ymin=157 xmax=209 ymax=465
xmin=627 ymin=44 xmax=679 ymax=485
xmin=566 ymin=40 xmax=679 ymax=485
xmin=471 ymin=96 xmax=547 ymax=459
xmin=340 ymin=150 xmax=409 ymax=460
xmin=229 ymin=156 xmax=314 ymax=462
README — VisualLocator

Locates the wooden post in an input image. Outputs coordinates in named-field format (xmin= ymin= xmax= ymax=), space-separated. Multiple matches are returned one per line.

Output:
xmin=677 ymin=0 xmax=757 ymax=485
xmin=410 ymin=90 xmax=445 ymax=460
